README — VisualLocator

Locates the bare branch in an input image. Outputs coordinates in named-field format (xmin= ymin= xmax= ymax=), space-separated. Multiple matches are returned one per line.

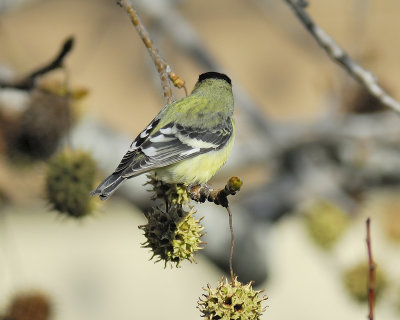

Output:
xmin=226 ymin=206 xmax=235 ymax=283
xmin=186 ymin=177 xmax=241 ymax=283
xmin=0 ymin=37 xmax=74 ymax=91
xmin=117 ymin=0 xmax=187 ymax=104
xmin=366 ymin=217 xmax=376 ymax=320
xmin=283 ymin=0 xmax=400 ymax=115
xmin=187 ymin=177 xmax=243 ymax=208
xmin=187 ymin=177 xmax=241 ymax=282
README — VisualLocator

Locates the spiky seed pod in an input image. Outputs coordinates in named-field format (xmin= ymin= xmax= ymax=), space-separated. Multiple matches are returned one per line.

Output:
xmin=145 ymin=174 xmax=189 ymax=205
xmin=9 ymin=89 xmax=72 ymax=161
xmin=303 ymin=199 xmax=349 ymax=249
xmin=198 ymin=276 xmax=267 ymax=320
xmin=5 ymin=291 xmax=52 ymax=320
xmin=343 ymin=262 xmax=387 ymax=303
xmin=139 ymin=205 xmax=204 ymax=267
xmin=45 ymin=149 xmax=97 ymax=218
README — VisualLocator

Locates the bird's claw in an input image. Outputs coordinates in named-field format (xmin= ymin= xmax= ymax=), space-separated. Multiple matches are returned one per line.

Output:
xmin=187 ymin=183 xmax=212 ymax=203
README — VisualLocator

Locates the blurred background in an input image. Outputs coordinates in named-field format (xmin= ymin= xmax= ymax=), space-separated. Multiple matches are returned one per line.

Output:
xmin=1 ymin=0 xmax=400 ymax=319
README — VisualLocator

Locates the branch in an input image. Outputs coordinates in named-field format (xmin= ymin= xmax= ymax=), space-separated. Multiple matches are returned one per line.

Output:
xmin=226 ymin=206 xmax=235 ymax=283
xmin=366 ymin=217 xmax=376 ymax=320
xmin=187 ymin=177 xmax=241 ymax=283
xmin=0 ymin=37 xmax=75 ymax=91
xmin=283 ymin=0 xmax=400 ymax=115
xmin=117 ymin=0 xmax=187 ymax=104
xmin=187 ymin=177 xmax=243 ymax=208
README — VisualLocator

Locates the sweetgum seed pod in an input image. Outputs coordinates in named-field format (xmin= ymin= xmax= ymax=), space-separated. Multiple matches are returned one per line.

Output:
xmin=198 ymin=276 xmax=267 ymax=320
xmin=5 ymin=291 xmax=52 ymax=320
xmin=343 ymin=262 xmax=387 ymax=303
xmin=45 ymin=149 xmax=97 ymax=218
xmin=139 ymin=205 xmax=204 ymax=267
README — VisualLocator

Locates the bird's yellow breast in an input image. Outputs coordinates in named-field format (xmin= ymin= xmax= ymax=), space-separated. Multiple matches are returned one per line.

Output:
xmin=153 ymin=136 xmax=234 ymax=185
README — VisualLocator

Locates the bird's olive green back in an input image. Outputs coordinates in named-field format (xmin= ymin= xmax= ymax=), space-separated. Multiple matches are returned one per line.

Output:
xmin=152 ymin=78 xmax=234 ymax=131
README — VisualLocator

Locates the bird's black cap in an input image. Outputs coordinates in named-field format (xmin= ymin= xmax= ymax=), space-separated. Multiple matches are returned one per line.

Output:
xmin=198 ymin=72 xmax=231 ymax=85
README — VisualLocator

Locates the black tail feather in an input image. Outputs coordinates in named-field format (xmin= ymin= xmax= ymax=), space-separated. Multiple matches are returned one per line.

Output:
xmin=90 ymin=173 xmax=126 ymax=200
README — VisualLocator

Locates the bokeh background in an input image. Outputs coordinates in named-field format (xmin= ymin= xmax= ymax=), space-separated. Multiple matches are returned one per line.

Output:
xmin=1 ymin=0 xmax=400 ymax=319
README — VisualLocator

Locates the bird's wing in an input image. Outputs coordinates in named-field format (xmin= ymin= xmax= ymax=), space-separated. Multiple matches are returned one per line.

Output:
xmin=113 ymin=118 xmax=233 ymax=178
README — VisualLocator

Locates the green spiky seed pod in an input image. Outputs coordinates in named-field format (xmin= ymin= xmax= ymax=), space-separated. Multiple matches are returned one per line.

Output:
xmin=343 ymin=262 xmax=387 ymax=303
xmin=303 ymin=199 xmax=349 ymax=249
xmin=45 ymin=149 xmax=97 ymax=218
xmin=145 ymin=174 xmax=189 ymax=205
xmin=5 ymin=291 xmax=52 ymax=320
xmin=198 ymin=276 xmax=267 ymax=320
xmin=139 ymin=205 xmax=204 ymax=267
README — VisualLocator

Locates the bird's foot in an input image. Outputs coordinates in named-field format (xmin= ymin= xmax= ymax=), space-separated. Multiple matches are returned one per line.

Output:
xmin=187 ymin=183 xmax=212 ymax=203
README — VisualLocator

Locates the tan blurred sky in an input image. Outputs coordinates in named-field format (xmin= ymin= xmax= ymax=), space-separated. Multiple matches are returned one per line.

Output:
xmin=0 ymin=0 xmax=399 ymax=134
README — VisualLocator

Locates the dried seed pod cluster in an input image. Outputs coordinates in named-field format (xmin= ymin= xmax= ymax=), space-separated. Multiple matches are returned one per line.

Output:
xmin=1 ymin=90 xmax=71 ymax=162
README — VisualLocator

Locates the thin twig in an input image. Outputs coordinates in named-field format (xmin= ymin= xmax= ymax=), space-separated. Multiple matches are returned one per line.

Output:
xmin=0 ymin=37 xmax=74 ymax=91
xmin=117 ymin=0 xmax=187 ymax=104
xmin=283 ymin=0 xmax=400 ymax=115
xmin=186 ymin=177 xmax=241 ymax=282
xmin=187 ymin=177 xmax=243 ymax=208
xmin=366 ymin=217 xmax=375 ymax=320
xmin=226 ymin=206 xmax=235 ymax=283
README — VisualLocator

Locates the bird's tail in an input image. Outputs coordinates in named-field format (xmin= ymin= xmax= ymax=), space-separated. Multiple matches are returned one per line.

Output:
xmin=90 ymin=172 xmax=126 ymax=200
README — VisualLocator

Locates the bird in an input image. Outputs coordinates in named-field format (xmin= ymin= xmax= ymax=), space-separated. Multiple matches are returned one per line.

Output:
xmin=90 ymin=71 xmax=235 ymax=200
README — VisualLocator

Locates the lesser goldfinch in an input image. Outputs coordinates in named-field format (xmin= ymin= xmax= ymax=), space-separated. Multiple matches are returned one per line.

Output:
xmin=90 ymin=72 xmax=234 ymax=200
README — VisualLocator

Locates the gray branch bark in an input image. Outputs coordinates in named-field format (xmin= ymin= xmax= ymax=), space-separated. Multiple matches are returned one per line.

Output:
xmin=283 ymin=0 xmax=400 ymax=114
